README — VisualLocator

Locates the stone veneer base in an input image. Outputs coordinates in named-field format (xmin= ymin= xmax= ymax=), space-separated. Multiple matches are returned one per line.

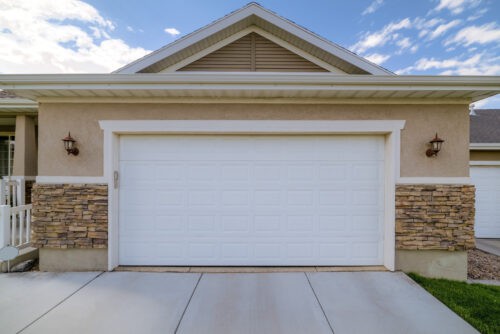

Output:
xmin=32 ymin=183 xmax=474 ymax=275
xmin=396 ymin=184 xmax=475 ymax=251
xmin=396 ymin=250 xmax=467 ymax=281
xmin=39 ymin=248 xmax=107 ymax=271
xmin=31 ymin=183 xmax=108 ymax=249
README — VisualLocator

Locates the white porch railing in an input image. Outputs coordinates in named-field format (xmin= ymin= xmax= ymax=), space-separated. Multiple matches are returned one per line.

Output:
xmin=0 ymin=178 xmax=26 ymax=207
xmin=0 ymin=204 xmax=32 ymax=249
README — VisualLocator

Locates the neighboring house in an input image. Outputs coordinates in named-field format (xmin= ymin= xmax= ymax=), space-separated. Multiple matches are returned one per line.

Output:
xmin=470 ymin=109 xmax=500 ymax=238
xmin=0 ymin=91 xmax=38 ymax=201
xmin=0 ymin=4 xmax=499 ymax=279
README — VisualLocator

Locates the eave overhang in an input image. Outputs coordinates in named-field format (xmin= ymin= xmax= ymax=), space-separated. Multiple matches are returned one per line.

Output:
xmin=0 ymin=73 xmax=499 ymax=103
xmin=0 ymin=97 xmax=38 ymax=114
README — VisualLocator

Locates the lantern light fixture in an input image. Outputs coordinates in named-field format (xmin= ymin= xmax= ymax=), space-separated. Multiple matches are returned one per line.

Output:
xmin=426 ymin=133 xmax=444 ymax=157
xmin=62 ymin=132 xmax=79 ymax=156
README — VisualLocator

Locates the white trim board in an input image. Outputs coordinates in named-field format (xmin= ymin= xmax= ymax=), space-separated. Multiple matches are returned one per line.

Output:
xmin=99 ymin=120 xmax=406 ymax=134
xmin=397 ymin=177 xmax=471 ymax=184
xmin=36 ymin=176 xmax=107 ymax=184
xmin=7 ymin=176 xmax=36 ymax=181
xmin=470 ymin=161 xmax=500 ymax=166
xmin=470 ymin=143 xmax=500 ymax=150
xmin=99 ymin=120 xmax=405 ymax=272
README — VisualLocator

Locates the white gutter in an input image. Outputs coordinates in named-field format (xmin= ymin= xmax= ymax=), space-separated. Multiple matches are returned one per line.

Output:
xmin=0 ymin=74 xmax=499 ymax=86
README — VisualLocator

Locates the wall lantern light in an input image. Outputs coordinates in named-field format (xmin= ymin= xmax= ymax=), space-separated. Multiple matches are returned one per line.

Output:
xmin=426 ymin=133 xmax=444 ymax=157
xmin=62 ymin=132 xmax=79 ymax=156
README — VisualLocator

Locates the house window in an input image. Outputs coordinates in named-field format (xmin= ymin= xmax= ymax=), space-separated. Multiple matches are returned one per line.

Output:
xmin=0 ymin=135 xmax=15 ymax=177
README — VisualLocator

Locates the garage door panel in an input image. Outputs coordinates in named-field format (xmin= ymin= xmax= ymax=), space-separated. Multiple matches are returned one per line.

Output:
xmin=120 ymin=240 xmax=383 ymax=266
xmin=471 ymin=166 xmax=500 ymax=238
xmin=119 ymin=135 xmax=385 ymax=265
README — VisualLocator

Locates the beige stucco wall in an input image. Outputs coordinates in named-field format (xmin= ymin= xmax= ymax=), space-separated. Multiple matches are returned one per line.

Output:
xmin=38 ymin=103 xmax=469 ymax=177
xmin=39 ymin=248 xmax=107 ymax=271
xmin=396 ymin=250 xmax=467 ymax=280
xmin=470 ymin=150 xmax=500 ymax=161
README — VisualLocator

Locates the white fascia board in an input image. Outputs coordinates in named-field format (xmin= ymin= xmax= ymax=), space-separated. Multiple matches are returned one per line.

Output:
xmin=0 ymin=73 xmax=499 ymax=86
xmin=114 ymin=3 xmax=391 ymax=75
xmin=470 ymin=143 xmax=500 ymax=150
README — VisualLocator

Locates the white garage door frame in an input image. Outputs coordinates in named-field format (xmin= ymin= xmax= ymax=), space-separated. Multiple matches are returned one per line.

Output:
xmin=100 ymin=120 xmax=406 ymax=271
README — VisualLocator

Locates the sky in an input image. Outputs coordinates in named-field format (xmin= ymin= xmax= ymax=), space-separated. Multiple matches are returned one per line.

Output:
xmin=0 ymin=0 xmax=499 ymax=107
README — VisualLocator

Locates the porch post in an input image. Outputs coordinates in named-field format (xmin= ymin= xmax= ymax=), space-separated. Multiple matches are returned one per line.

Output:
xmin=13 ymin=115 xmax=37 ymax=177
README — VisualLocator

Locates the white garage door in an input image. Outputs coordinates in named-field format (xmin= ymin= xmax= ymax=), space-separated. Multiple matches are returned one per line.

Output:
xmin=471 ymin=166 xmax=500 ymax=238
xmin=118 ymin=135 xmax=385 ymax=266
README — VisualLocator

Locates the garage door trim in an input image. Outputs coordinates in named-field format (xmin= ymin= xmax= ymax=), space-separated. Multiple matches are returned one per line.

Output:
xmin=100 ymin=120 xmax=406 ymax=271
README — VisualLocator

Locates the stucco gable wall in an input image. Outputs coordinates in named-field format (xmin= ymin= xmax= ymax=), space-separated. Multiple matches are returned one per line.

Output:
xmin=37 ymin=103 xmax=469 ymax=177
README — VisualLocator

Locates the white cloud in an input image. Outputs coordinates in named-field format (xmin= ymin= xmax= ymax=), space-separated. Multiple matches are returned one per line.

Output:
xmin=396 ymin=54 xmax=500 ymax=75
xmin=434 ymin=0 xmax=481 ymax=15
xmin=428 ymin=20 xmax=461 ymax=40
xmin=396 ymin=37 xmax=411 ymax=49
xmin=0 ymin=0 xmax=150 ymax=73
xmin=446 ymin=23 xmax=500 ymax=46
xmin=362 ymin=0 xmax=384 ymax=15
xmin=415 ymin=17 xmax=444 ymax=38
xmin=467 ymin=8 xmax=488 ymax=21
xmin=126 ymin=26 xmax=134 ymax=32
xmin=474 ymin=95 xmax=500 ymax=109
xmin=364 ymin=53 xmax=390 ymax=65
xmin=164 ymin=28 xmax=180 ymax=36
xmin=350 ymin=18 xmax=411 ymax=53
xmin=414 ymin=54 xmax=482 ymax=70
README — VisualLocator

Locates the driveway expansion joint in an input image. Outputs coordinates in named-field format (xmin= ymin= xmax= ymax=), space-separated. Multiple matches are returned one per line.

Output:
xmin=174 ymin=273 xmax=203 ymax=334
xmin=305 ymin=272 xmax=335 ymax=334
xmin=16 ymin=271 xmax=104 ymax=334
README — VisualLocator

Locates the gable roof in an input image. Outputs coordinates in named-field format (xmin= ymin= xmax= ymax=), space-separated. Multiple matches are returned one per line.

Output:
xmin=470 ymin=109 xmax=500 ymax=144
xmin=115 ymin=3 xmax=392 ymax=75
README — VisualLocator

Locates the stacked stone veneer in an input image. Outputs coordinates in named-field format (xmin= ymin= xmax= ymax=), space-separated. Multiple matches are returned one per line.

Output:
xmin=396 ymin=184 xmax=475 ymax=251
xmin=31 ymin=184 xmax=108 ymax=248
xmin=30 ymin=183 xmax=474 ymax=251
xmin=25 ymin=180 xmax=34 ymax=204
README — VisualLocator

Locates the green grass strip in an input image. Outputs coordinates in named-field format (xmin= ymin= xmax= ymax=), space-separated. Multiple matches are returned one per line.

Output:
xmin=408 ymin=273 xmax=500 ymax=334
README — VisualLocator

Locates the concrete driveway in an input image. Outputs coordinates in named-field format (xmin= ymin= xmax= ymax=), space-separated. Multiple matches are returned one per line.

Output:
xmin=0 ymin=271 xmax=477 ymax=334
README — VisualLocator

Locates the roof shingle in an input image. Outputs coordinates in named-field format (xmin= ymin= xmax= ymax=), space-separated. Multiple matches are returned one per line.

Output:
xmin=470 ymin=109 xmax=500 ymax=143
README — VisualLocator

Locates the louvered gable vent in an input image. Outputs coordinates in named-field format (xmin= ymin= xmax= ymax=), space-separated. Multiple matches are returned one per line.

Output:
xmin=178 ymin=33 xmax=328 ymax=72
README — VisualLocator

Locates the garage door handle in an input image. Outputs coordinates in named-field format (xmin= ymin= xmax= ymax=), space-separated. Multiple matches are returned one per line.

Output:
xmin=114 ymin=171 xmax=119 ymax=189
